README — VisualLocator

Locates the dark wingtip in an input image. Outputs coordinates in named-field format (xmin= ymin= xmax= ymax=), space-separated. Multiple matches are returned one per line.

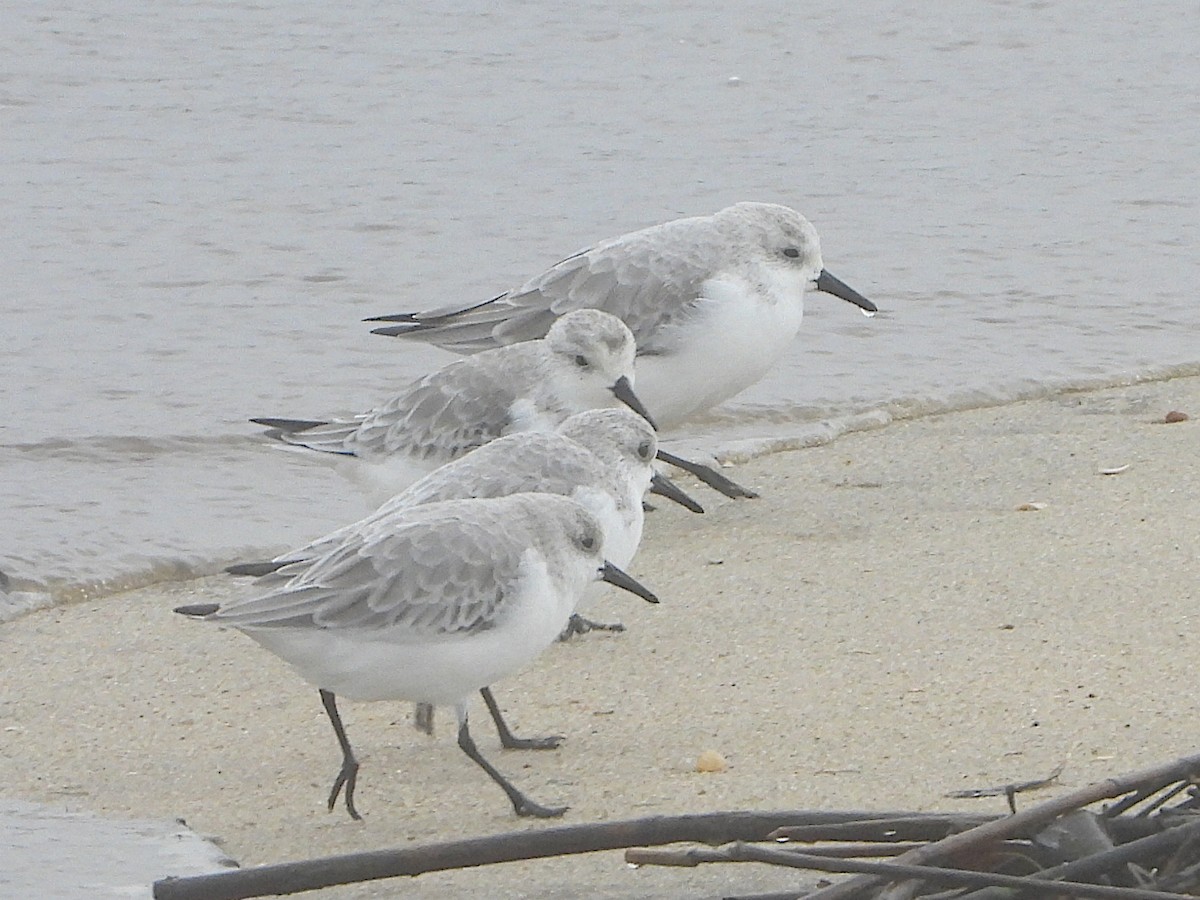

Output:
xmin=369 ymin=324 xmax=417 ymax=337
xmin=363 ymin=312 xmax=416 ymax=323
xmin=174 ymin=603 xmax=220 ymax=618
xmin=225 ymin=561 xmax=287 ymax=577
xmin=249 ymin=417 xmax=327 ymax=433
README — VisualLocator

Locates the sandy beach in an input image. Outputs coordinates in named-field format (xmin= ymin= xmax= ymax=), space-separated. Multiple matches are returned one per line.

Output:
xmin=2 ymin=376 xmax=1197 ymax=899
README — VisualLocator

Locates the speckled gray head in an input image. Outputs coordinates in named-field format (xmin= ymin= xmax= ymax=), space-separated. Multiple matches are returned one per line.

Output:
xmin=543 ymin=310 xmax=655 ymax=429
xmin=714 ymin=202 xmax=824 ymax=273
xmin=713 ymin=202 xmax=875 ymax=313
xmin=557 ymin=407 xmax=656 ymax=476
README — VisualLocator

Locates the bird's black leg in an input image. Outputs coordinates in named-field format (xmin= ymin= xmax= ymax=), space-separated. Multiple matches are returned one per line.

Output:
xmin=456 ymin=714 xmax=567 ymax=818
xmin=557 ymin=612 xmax=625 ymax=640
xmin=412 ymin=702 xmax=435 ymax=736
xmin=480 ymin=687 xmax=562 ymax=750
xmin=320 ymin=689 xmax=362 ymax=820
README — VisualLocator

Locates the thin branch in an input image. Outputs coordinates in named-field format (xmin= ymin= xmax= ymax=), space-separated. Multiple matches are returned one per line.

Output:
xmin=625 ymin=842 xmax=930 ymax=864
xmin=945 ymin=762 xmax=1065 ymax=813
xmin=1103 ymin=784 xmax=1161 ymax=818
xmin=948 ymin=815 xmax=1200 ymax=899
xmin=1136 ymin=782 xmax=1192 ymax=818
xmin=786 ymin=843 xmax=929 ymax=859
xmin=1104 ymin=781 xmax=1190 ymax=819
xmin=627 ymin=842 xmax=1200 ymax=900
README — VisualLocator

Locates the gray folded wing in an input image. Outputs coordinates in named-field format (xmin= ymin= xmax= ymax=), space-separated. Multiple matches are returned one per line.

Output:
xmin=209 ymin=509 xmax=530 ymax=635
xmin=407 ymin=217 xmax=726 ymax=353
xmin=385 ymin=433 xmax=603 ymax=510
xmin=243 ymin=434 xmax=602 ymax=577
xmin=345 ymin=347 xmax=538 ymax=462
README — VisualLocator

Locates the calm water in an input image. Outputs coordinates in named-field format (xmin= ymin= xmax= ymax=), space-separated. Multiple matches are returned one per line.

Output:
xmin=0 ymin=799 xmax=233 ymax=899
xmin=3 ymin=0 xmax=1198 ymax=618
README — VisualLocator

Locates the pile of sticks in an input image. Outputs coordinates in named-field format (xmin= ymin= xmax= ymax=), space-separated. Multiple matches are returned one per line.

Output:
xmin=154 ymin=750 xmax=1200 ymax=900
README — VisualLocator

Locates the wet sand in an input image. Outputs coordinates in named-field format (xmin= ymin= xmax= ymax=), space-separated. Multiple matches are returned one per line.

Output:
xmin=2 ymin=376 xmax=1197 ymax=898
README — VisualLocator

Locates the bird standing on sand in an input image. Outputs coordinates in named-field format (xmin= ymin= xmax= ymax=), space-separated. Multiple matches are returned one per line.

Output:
xmin=177 ymin=492 xmax=659 ymax=819
xmin=229 ymin=407 xmax=699 ymax=735
xmin=368 ymin=202 xmax=876 ymax=428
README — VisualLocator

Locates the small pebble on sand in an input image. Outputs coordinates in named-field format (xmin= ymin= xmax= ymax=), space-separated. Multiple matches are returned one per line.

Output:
xmin=696 ymin=750 xmax=728 ymax=773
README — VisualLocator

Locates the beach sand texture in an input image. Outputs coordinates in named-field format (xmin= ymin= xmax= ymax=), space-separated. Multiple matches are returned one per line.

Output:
xmin=1 ymin=376 xmax=1196 ymax=898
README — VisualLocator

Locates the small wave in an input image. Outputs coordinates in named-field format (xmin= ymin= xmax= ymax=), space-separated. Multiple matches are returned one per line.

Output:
xmin=0 ymin=549 xmax=286 ymax=624
xmin=1 ymin=432 xmax=265 ymax=461
xmin=695 ymin=362 xmax=1200 ymax=464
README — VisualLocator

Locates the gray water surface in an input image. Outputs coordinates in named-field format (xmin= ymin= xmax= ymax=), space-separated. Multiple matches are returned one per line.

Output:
xmin=0 ymin=798 xmax=234 ymax=899
xmin=3 ymin=0 xmax=1198 ymax=614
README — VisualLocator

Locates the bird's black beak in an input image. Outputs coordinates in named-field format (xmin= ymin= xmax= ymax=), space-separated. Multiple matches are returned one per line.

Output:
xmin=650 ymin=472 xmax=704 ymax=514
xmin=599 ymin=561 xmax=659 ymax=604
xmin=610 ymin=376 xmax=658 ymax=431
xmin=815 ymin=269 xmax=876 ymax=314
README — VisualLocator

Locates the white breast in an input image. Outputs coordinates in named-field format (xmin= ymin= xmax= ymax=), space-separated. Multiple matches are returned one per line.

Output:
xmin=634 ymin=272 xmax=806 ymax=427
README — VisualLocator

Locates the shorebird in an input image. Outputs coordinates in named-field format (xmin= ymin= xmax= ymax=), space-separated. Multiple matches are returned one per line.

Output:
xmin=178 ymin=493 xmax=659 ymax=819
xmin=367 ymin=202 xmax=876 ymax=428
xmin=235 ymin=407 xmax=699 ymax=626
xmin=228 ymin=408 xmax=701 ymax=735
xmin=255 ymin=306 xmax=755 ymax=501
xmin=253 ymin=309 xmax=653 ymax=507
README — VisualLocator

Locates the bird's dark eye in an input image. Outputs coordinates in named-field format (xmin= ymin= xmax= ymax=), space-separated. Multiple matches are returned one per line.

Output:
xmin=574 ymin=354 xmax=589 ymax=368
xmin=637 ymin=440 xmax=653 ymax=460
xmin=782 ymin=247 xmax=801 ymax=258
xmin=580 ymin=533 xmax=597 ymax=551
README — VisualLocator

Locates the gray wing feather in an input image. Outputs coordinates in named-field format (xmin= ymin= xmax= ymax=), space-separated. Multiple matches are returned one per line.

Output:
xmin=391 ymin=434 xmax=599 ymax=509
xmin=269 ymin=417 xmax=366 ymax=455
xmin=403 ymin=215 xmax=724 ymax=353
xmin=211 ymin=508 xmax=530 ymax=635
xmin=347 ymin=345 xmax=544 ymax=461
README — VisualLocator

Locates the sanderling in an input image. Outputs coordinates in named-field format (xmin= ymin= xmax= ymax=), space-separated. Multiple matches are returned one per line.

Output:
xmin=236 ymin=407 xmax=697 ymax=615
xmin=253 ymin=309 xmax=654 ymax=506
xmin=228 ymin=408 xmax=701 ymax=736
xmin=367 ymin=202 xmax=876 ymax=428
xmin=177 ymin=492 xmax=659 ymax=819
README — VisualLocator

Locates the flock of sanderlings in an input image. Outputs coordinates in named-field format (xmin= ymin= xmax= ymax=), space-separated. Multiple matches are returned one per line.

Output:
xmin=175 ymin=202 xmax=876 ymax=819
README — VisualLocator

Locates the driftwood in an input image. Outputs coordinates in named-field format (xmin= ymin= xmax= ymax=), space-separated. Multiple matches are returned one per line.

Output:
xmin=153 ymin=751 xmax=1200 ymax=900
xmin=795 ymin=750 xmax=1200 ymax=899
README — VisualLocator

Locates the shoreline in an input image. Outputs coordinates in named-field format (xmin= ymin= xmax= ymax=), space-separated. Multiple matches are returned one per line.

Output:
xmin=2 ymin=374 xmax=1197 ymax=898
xmin=7 ymin=361 xmax=1200 ymax=626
